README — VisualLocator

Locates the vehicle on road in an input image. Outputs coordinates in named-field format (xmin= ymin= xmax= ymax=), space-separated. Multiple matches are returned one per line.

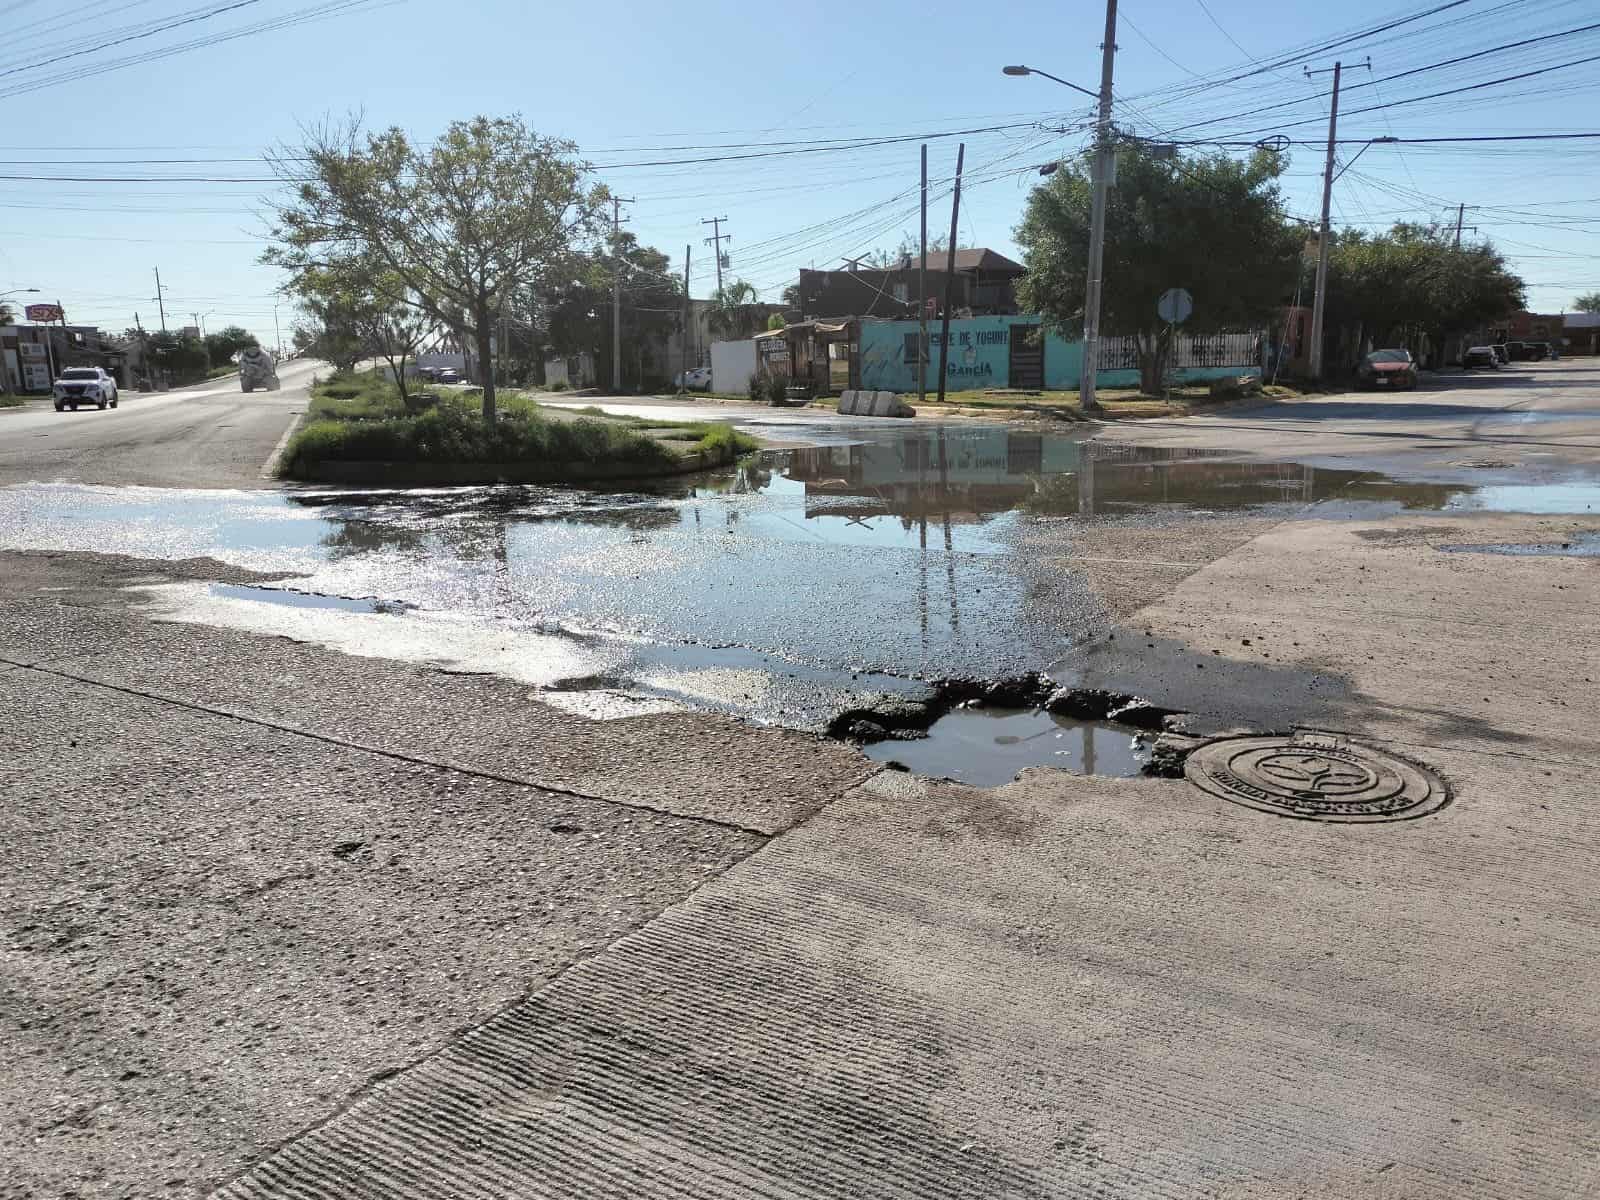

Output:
xmin=1524 ymin=341 xmax=1550 ymax=361
xmin=1490 ymin=344 xmax=1509 ymax=365
xmin=1356 ymin=349 xmax=1418 ymax=390
xmin=53 ymin=366 xmax=119 ymax=411
xmin=436 ymin=368 xmax=460 ymax=384
xmin=1503 ymin=340 xmax=1529 ymax=361
xmin=674 ymin=366 xmax=712 ymax=391
xmin=238 ymin=346 xmax=279 ymax=392
xmin=1463 ymin=346 xmax=1500 ymax=370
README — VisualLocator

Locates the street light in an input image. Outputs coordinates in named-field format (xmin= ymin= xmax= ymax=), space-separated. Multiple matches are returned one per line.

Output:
xmin=1002 ymin=65 xmax=1099 ymax=99
xmin=0 ymin=287 xmax=40 ymax=298
xmin=1005 ymin=9 xmax=1119 ymax=415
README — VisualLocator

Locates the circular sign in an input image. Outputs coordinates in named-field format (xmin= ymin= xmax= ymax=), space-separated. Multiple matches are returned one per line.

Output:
xmin=1255 ymin=135 xmax=1291 ymax=153
xmin=1184 ymin=734 xmax=1450 ymax=823
xmin=1157 ymin=287 xmax=1193 ymax=325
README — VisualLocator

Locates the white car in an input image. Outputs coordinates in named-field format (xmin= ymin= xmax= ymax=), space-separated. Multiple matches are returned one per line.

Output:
xmin=53 ymin=366 xmax=119 ymax=411
xmin=674 ymin=366 xmax=712 ymax=391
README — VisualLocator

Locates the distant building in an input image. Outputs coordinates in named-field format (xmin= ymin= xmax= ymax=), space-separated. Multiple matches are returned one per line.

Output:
xmin=1 ymin=323 xmax=123 ymax=392
xmin=1563 ymin=311 xmax=1600 ymax=355
xmin=794 ymin=249 xmax=1027 ymax=321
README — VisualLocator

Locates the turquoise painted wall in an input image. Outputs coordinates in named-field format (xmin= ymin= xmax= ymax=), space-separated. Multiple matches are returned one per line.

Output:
xmin=858 ymin=318 xmax=1258 ymax=392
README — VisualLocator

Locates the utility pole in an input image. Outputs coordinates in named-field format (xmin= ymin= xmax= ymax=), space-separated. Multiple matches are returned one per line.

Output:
xmin=152 ymin=267 xmax=168 ymax=334
xmin=701 ymin=216 xmax=730 ymax=294
xmin=1306 ymin=61 xmax=1345 ymax=380
xmin=935 ymin=143 xmax=965 ymax=405
xmin=919 ymin=143 xmax=928 ymax=406
xmin=1079 ymin=0 xmax=1119 ymax=414
xmin=680 ymin=244 xmax=692 ymax=395
xmin=194 ymin=312 xmax=211 ymax=374
xmin=610 ymin=196 xmax=634 ymax=393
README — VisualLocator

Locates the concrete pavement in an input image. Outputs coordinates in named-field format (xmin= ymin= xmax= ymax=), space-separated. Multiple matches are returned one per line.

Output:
xmin=3 ymin=359 xmax=1600 ymax=1197
xmin=0 ymin=359 xmax=316 ymax=488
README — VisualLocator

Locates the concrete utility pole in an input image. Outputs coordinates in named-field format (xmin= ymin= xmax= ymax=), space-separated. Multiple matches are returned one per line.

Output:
xmin=152 ymin=266 xmax=168 ymax=334
xmin=1079 ymin=0 xmax=1119 ymax=414
xmin=610 ymin=196 xmax=634 ymax=393
xmin=919 ymin=143 xmax=928 ymax=406
xmin=701 ymin=216 xmax=730 ymax=294
xmin=680 ymin=244 xmax=692 ymax=395
xmin=1307 ymin=60 xmax=1344 ymax=380
xmin=935 ymin=143 xmax=965 ymax=405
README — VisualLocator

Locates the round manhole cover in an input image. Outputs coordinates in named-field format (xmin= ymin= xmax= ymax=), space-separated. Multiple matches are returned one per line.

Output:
xmin=1184 ymin=733 xmax=1449 ymax=823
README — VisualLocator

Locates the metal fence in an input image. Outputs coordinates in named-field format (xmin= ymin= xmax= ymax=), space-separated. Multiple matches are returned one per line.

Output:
xmin=1097 ymin=331 xmax=1260 ymax=371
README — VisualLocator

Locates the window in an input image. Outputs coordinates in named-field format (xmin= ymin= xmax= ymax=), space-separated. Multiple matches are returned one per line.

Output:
xmin=892 ymin=283 xmax=909 ymax=303
xmin=61 ymin=368 xmax=99 ymax=380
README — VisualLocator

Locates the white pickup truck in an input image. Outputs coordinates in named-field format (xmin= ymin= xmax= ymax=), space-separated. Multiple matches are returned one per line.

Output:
xmin=239 ymin=346 xmax=279 ymax=392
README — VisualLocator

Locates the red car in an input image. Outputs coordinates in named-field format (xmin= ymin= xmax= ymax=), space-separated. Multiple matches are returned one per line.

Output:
xmin=1356 ymin=349 xmax=1419 ymax=390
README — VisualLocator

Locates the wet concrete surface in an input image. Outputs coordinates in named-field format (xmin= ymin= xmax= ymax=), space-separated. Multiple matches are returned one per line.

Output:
xmin=3 ymin=422 xmax=1599 ymax=750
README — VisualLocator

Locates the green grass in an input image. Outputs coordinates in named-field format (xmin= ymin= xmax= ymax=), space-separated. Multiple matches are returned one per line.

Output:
xmin=206 ymin=365 xmax=238 ymax=380
xmin=0 ymin=394 xmax=24 ymax=408
xmin=307 ymin=371 xmax=410 ymax=420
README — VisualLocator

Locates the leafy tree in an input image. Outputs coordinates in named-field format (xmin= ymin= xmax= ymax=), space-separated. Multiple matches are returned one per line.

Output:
xmin=1573 ymin=292 xmax=1600 ymax=314
xmin=1320 ymin=224 xmax=1524 ymax=365
xmin=205 ymin=324 xmax=256 ymax=363
xmin=266 ymin=114 xmax=607 ymax=422
xmin=285 ymin=252 xmax=438 ymax=397
xmin=766 ymin=312 xmax=786 ymax=331
xmin=706 ymin=280 xmax=765 ymax=339
xmin=1016 ymin=142 xmax=1301 ymax=395
xmin=541 ymin=235 xmax=682 ymax=390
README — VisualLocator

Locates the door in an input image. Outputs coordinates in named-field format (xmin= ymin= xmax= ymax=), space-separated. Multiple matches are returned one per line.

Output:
xmin=1009 ymin=324 xmax=1044 ymax=390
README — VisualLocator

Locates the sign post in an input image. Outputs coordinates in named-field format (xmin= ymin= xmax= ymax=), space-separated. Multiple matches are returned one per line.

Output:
xmin=1156 ymin=288 xmax=1193 ymax=401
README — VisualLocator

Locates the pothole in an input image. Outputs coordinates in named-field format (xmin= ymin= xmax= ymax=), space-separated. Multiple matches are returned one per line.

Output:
xmin=829 ymin=672 xmax=1182 ymax=786
xmin=1183 ymin=731 xmax=1450 ymax=823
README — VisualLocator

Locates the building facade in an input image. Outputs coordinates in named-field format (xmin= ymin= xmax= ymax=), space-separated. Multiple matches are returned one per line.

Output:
xmin=794 ymin=249 xmax=1027 ymax=322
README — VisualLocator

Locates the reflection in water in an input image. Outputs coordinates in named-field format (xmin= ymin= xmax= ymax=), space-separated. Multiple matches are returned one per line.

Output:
xmin=864 ymin=706 xmax=1151 ymax=786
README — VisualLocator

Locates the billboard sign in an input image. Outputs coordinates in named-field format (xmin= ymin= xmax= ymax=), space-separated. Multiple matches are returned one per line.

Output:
xmin=25 ymin=303 xmax=63 ymax=323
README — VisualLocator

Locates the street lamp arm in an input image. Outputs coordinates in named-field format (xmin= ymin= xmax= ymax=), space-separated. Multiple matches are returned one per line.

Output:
xmin=1001 ymin=64 xmax=1100 ymax=100
xmin=1331 ymin=136 xmax=1396 ymax=183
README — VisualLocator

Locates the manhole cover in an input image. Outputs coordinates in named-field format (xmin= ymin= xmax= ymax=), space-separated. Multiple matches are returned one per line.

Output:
xmin=1184 ymin=732 xmax=1449 ymax=823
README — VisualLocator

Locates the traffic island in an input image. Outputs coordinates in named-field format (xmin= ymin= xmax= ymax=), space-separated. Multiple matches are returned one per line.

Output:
xmin=275 ymin=377 xmax=759 ymax=485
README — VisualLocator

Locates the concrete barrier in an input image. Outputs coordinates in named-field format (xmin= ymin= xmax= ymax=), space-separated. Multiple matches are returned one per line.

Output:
xmin=837 ymin=389 xmax=915 ymax=418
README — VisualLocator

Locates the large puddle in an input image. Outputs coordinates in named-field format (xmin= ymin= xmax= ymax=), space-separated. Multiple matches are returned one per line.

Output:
xmin=4 ymin=423 xmax=1598 ymax=775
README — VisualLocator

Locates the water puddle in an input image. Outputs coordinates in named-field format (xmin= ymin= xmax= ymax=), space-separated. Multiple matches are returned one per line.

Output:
xmin=210 ymin=583 xmax=415 ymax=614
xmin=864 ymin=707 xmax=1150 ymax=787
xmin=1443 ymin=481 xmax=1600 ymax=514
xmin=6 ymin=423 xmax=1600 ymax=732
xmin=1439 ymin=533 xmax=1600 ymax=557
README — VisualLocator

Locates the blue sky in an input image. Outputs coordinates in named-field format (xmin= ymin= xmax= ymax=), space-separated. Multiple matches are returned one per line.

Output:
xmin=6 ymin=0 xmax=1598 ymax=346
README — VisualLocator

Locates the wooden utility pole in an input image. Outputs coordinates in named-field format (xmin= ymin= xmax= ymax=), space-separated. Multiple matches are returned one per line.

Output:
xmin=610 ymin=196 xmax=634 ymax=393
xmin=935 ymin=143 xmax=965 ymax=405
xmin=919 ymin=143 xmax=928 ymax=406
xmin=152 ymin=267 xmax=168 ymax=334
xmin=701 ymin=216 xmax=730 ymax=293
xmin=680 ymin=244 xmax=692 ymax=394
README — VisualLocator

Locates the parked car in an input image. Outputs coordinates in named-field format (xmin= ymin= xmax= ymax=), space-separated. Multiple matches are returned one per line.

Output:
xmin=1524 ymin=341 xmax=1550 ymax=361
xmin=1490 ymin=344 xmax=1509 ymax=365
xmin=436 ymin=368 xmax=461 ymax=384
xmin=1503 ymin=340 xmax=1529 ymax=361
xmin=674 ymin=366 xmax=712 ymax=391
xmin=1355 ymin=349 xmax=1419 ymax=390
xmin=53 ymin=366 xmax=119 ymax=411
xmin=1463 ymin=346 xmax=1500 ymax=369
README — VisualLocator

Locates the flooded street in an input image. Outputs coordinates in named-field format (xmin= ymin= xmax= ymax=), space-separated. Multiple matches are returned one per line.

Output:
xmin=6 ymin=418 xmax=1600 ymax=779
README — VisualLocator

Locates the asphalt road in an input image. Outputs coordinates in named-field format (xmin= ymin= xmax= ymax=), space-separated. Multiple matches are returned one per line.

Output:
xmin=0 ymin=357 xmax=317 ymax=488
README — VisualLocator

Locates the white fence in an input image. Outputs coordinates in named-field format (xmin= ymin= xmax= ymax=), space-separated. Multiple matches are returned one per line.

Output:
xmin=1096 ymin=331 xmax=1260 ymax=371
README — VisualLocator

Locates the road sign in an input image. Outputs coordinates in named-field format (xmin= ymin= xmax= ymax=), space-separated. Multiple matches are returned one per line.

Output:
xmin=1157 ymin=287 xmax=1193 ymax=325
xmin=25 ymin=303 xmax=63 ymax=323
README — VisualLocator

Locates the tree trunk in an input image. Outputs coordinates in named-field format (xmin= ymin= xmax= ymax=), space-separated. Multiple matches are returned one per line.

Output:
xmin=1136 ymin=329 xmax=1170 ymax=397
xmin=475 ymin=315 xmax=496 ymax=424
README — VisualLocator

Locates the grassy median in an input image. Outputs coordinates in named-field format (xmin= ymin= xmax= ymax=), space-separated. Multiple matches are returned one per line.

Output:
xmin=278 ymin=372 xmax=758 ymax=481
